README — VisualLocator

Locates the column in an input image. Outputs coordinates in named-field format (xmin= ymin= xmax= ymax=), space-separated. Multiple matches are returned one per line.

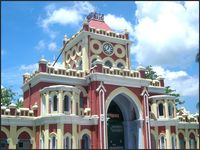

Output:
xmin=58 ymin=91 xmax=63 ymax=113
xmin=185 ymin=129 xmax=189 ymax=149
xmin=9 ymin=125 xmax=17 ymax=149
xmin=31 ymin=126 xmax=36 ymax=149
xmin=196 ymin=130 xmax=199 ymax=149
xmin=57 ymin=124 xmax=64 ymax=149
xmin=155 ymin=126 xmax=159 ymax=149
xmin=151 ymin=100 xmax=157 ymax=118
xmin=137 ymin=119 xmax=144 ymax=149
xmin=45 ymin=92 xmax=49 ymax=115
xmin=165 ymin=126 xmax=171 ymax=149
xmin=44 ymin=124 xmax=49 ymax=149
xmin=82 ymin=37 xmax=89 ymax=71
xmin=165 ymin=100 xmax=169 ymax=119
xmin=72 ymin=124 xmax=78 ymax=149
xmin=72 ymin=91 xmax=78 ymax=115
xmin=176 ymin=128 xmax=179 ymax=149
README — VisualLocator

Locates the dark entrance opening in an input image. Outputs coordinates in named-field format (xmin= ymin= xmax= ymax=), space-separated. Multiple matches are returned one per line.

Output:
xmin=107 ymin=101 xmax=124 ymax=149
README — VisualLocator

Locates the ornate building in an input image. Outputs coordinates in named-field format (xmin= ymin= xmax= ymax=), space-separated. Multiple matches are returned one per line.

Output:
xmin=1 ymin=12 xmax=199 ymax=149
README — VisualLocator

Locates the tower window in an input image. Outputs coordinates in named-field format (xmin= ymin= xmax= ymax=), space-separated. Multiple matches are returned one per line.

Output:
xmin=158 ymin=103 xmax=164 ymax=116
xmin=117 ymin=62 xmax=124 ymax=69
xmin=80 ymin=95 xmax=84 ymax=108
xmin=104 ymin=60 xmax=112 ymax=68
xmin=51 ymin=95 xmax=58 ymax=112
xmin=91 ymin=58 xmax=97 ymax=67
xmin=64 ymin=95 xmax=70 ymax=112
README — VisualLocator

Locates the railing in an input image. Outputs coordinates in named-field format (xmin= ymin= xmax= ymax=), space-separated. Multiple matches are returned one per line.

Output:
xmin=89 ymin=27 xmax=126 ymax=39
xmin=1 ymin=106 xmax=36 ymax=117
xmin=102 ymin=66 xmax=140 ymax=78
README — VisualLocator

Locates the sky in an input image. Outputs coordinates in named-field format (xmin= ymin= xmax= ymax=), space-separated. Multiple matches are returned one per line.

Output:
xmin=1 ymin=1 xmax=199 ymax=114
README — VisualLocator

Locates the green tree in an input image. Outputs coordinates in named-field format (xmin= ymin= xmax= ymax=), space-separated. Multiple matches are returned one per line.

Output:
xmin=16 ymin=99 xmax=23 ymax=108
xmin=1 ymin=87 xmax=16 ymax=106
xmin=145 ymin=65 xmax=158 ymax=80
xmin=165 ymin=86 xmax=185 ymax=107
xmin=144 ymin=66 xmax=184 ymax=110
xmin=1 ymin=87 xmax=23 ymax=108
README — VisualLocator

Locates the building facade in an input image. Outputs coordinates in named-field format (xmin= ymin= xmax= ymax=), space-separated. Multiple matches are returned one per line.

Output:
xmin=1 ymin=12 xmax=199 ymax=149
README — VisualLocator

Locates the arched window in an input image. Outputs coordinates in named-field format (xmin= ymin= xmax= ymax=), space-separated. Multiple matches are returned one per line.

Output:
xmin=91 ymin=58 xmax=97 ymax=67
xmin=50 ymin=135 xmax=56 ymax=149
xmin=63 ymin=95 xmax=70 ymax=112
xmin=171 ymin=135 xmax=176 ymax=149
xmin=52 ymin=95 xmax=58 ymax=112
xmin=0 ymin=131 xmax=8 ymax=150
xmin=77 ymin=60 xmax=82 ymax=70
xmin=160 ymin=135 xmax=166 ymax=149
xmin=168 ymin=103 xmax=174 ymax=117
xmin=189 ymin=133 xmax=196 ymax=149
xmin=158 ymin=103 xmax=164 ymax=116
xmin=81 ymin=134 xmax=90 ymax=149
xmin=64 ymin=136 xmax=71 ymax=149
xmin=179 ymin=133 xmax=185 ymax=149
xmin=117 ymin=62 xmax=124 ymax=69
xmin=17 ymin=131 xmax=31 ymax=149
xmin=80 ymin=95 xmax=84 ymax=109
xmin=104 ymin=60 xmax=112 ymax=68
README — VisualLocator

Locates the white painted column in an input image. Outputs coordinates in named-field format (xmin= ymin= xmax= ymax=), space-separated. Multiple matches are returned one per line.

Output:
xmin=151 ymin=100 xmax=157 ymax=118
xmin=82 ymin=37 xmax=89 ymax=71
xmin=57 ymin=124 xmax=64 ymax=149
xmin=58 ymin=91 xmax=63 ymax=114
xmin=72 ymin=92 xmax=77 ymax=115
xmin=165 ymin=126 xmax=171 ymax=149
xmin=45 ymin=92 xmax=49 ymax=115
xmin=44 ymin=124 xmax=49 ymax=149
xmin=9 ymin=125 xmax=17 ymax=149
xmin=185 ymin=129 xmax=189 ymax=149
xmin=137 ymin=119 xmax=144 ymax=149
xmin=72 ymin=124 xmax=78 ymax=149
xmin=165 ymin=100 xmax=169 ymax=119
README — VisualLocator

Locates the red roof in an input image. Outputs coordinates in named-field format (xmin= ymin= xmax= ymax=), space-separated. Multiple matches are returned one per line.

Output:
xmin=89 ymin=20 xmax=112 ymax=31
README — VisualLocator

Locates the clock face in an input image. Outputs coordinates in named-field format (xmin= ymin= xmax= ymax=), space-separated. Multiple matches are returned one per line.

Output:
xmin=103 ymin=43 xmax=113 ymax=55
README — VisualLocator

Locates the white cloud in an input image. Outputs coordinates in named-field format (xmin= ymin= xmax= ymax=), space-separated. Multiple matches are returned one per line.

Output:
xmin=104 ymin=14 xmax=134 ymax=36
xmin=152 ymin=66 xmax=199 ymax=97
xmin=35 ymin=40 xmax=45 ymax=50
xmin=48 ymin=42 xmax=57 ymax=51
xmin=40 ymin=2 xmax=95 ymax=31
xmin=133 ymin=1 xmax=199 ymax=67
xmin=19 ymin=63 xmax=38 ymax=73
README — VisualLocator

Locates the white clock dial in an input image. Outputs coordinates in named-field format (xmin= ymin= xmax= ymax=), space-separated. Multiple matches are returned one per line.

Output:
xmin=103 ymin=43 xmax=113 ymax=55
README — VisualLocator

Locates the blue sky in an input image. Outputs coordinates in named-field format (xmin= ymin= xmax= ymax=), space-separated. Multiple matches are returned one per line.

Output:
xmin=2 ymin=1 xmax=199 ymax=114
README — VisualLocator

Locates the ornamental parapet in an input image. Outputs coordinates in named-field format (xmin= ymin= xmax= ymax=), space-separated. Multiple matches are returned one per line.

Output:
xmin=1 ymin=103 xmax=38 ymax=117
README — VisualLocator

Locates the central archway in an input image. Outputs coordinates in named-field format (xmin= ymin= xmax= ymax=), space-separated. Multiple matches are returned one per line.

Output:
xmin=106 ymin=89 xmax=143 ymax=149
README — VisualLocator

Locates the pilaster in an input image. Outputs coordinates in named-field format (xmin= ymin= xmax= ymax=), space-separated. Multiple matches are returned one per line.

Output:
xmin=9 ymin=125 xmax=17 ymax=149
xmin=82 ymin=36 xmax=89 ymax=71
xmin=152 ymin=100 xmax=157 ymax=118
xmin=45 ymin=92 xmax=49 ymax=114
xmin=57 ymin=124 xmax=64 ymax=149
xmin=58 ymin=91 xmax=63 ymax=113
xmin=165 ymin=100 xmax=169 ymax=119
xmin=185 ymin=129 xmax=189 ymax=149
xmin=72 ymin=124 xmax=78 ymax=149
xmin=165 ymin=126 xmax=171 ymax=149
xmin=44 ymin=124 xmax=49 ymax=149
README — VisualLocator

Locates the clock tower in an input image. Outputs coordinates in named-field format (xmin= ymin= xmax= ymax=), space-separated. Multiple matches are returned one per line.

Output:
xmin=62 ymin=12 xmax=131 ymax=72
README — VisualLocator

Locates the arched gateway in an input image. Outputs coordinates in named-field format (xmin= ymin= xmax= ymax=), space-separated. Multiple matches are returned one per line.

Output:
xmin=105 ymin=88 xmax=143 ymax=149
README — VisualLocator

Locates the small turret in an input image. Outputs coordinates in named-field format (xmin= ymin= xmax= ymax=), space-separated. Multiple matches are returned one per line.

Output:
xmin=38 ymin=56 xmax=47 ymax=73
